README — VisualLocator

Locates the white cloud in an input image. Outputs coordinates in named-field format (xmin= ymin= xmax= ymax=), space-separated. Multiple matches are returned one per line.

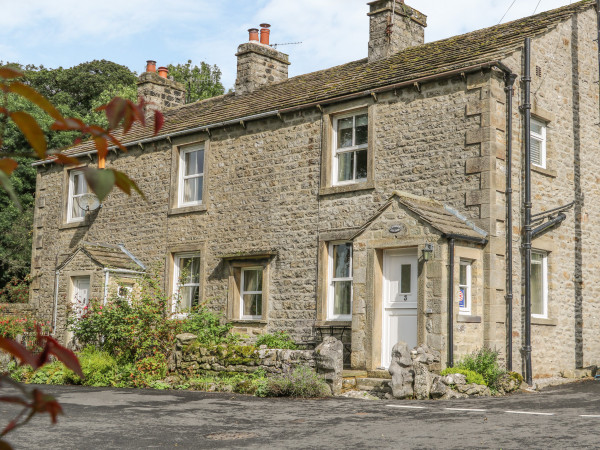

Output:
xmin=0 ymin=0 xmax=579 ymax=88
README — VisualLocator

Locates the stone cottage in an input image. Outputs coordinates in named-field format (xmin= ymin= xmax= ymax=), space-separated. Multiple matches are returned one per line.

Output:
xmin=28 ymin=0 xmax=600 ymax=380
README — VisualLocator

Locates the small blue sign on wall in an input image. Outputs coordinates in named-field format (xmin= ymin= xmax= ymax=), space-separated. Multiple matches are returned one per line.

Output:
xmin=458 ymin=289 xmax=466 ymax=308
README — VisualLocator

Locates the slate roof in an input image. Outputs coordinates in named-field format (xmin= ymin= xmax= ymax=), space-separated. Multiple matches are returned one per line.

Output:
xmin=42 ymin=0 xmax=594 ymax=162
xmin=354 ymin=191 xmax=488 ymax=241
xmin=83 ymin=243 xmax=146 ymax=270
xmin=57 ymin=242 xmax=146 ymax=271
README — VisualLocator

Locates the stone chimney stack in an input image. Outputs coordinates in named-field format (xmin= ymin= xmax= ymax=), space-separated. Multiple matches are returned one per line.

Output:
xmin=367 ymin=0 xmax=427 ymax=62
xmin=235 ymin=24 xmax=290 ymax=96
xmin=137 ymin=60 xmax=187 ymax=117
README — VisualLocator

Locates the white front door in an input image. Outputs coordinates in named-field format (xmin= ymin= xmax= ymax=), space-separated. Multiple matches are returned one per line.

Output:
xmin=71 ymin=276 xmax=90 ymax=319
xmin=381 ymin=249 xmax=418 ymax=368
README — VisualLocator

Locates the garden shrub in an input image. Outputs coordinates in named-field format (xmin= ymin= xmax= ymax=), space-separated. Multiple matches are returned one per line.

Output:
xmin=69 ymin=272 xmax=236 ymax=365
xmin=263 ymin=367 xmax=331 ymax=398
xmin=69 ymin=274 xmax=179 ymax=363
xmin=187 ymin=370 xmax=268 ymax=395
xmin=0 ymin=275 xmax=31 ymax=304
xmin=130 ymin=354 xmax=168 ymax=388
xmin=180 ymin=306 xmax=234 ymax=346
xmin=456 ymin=347 xmax=505 ymax=390
xmin=255 ymin=331 xmax=297 ymax=350
xmin=0 ymin=307 xmax=50 ymax=347
xmin=440 ymin=367 xmax=486 ymax=386
xmin=64 ymin=347 xmax=118 ymax=387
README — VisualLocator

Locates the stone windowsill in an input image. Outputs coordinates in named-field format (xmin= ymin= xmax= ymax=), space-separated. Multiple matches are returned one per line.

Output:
xmin=531 ymin=317 xmax=557 ymax=326
xmin=457 ymin=315 xmax=482 ymax=323
xmin=531 ymin=165 xmax=557 ymax=178
xmin=59 ymin=220 xmax=88 ymax=230
xmin=168 ymin=204 xmax=208 ymax=216
xmin=319 ymin=180 xmax=375 ymax=197
xmin=315 ymin=320 xmax=352 ymax=328
xmin=229 ymin=319 xmax=268 ymax=325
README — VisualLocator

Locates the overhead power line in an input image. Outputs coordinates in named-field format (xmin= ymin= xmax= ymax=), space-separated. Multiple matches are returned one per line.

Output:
xmin=498 ymin=0 xmax=518 ymax=24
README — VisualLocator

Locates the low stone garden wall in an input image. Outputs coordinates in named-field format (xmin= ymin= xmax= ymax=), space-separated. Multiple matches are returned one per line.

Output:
xmin=171 ymin=333 xmax=344 ymax=394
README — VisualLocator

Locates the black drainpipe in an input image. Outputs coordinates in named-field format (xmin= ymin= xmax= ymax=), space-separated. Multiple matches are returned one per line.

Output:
xmin=505 ymin=72 xmax=517 ymax=372
xmin=447 ymin=238 xmax=455 ymax=368
xmin=523 ymin=38 xmax=533 ymax=386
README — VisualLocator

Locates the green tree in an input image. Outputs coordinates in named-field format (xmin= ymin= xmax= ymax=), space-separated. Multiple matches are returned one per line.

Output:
xmin=167 ymin=60 xmax=225 ymax=103
xmin=0 ymin=61 xmax=137 ymax=286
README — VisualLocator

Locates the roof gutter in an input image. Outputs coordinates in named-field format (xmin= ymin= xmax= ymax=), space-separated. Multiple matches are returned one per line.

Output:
xmin=32 ymin=61 xmax=514 ymax=167
xmin=442 ymin=233 xmax=488 ymax=245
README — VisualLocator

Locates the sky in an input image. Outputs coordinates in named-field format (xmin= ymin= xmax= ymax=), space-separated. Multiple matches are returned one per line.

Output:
xmin=0 ymin=0 xmax=581 ymax=90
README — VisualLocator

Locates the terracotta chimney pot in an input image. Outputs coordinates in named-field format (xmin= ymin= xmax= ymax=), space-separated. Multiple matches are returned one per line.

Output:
xmin=260 ymin=23 xmax=271 ymax=45
xmin=158 ymin=67 xmax=168 ymax=78
xmin=146 ymin=60 xmax=156 ymax=73
xmin=248 ymin=28 xmax=259 ymax=42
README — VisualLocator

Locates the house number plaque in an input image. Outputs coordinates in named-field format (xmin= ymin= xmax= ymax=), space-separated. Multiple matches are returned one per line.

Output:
xmin=389 ymin=225 xmax=403 ymax=234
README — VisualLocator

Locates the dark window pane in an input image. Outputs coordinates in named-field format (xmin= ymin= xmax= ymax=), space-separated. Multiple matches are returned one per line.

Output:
xmin=243 ymin=269 xmax=262 ymax=292
xmin=338 ymin=117 xmax=353 ymax=148
xmin=400 ymin=264 xmax=411 ymax=293
xmin=355 ymin=114 xmax=368 ymax=146
xmin=333 ymin=281 xmax=352 ymax=315
xmin=460 ymin=264 xmax=467 ymax=286
xmin=333 ymin=243 xmax=352 ymax=278
xmin=531 ymin=257 xmax=543 ymax=315
xmin=243 ymin=293 xmax=262 ymax=316
xmin=356 ymin=150 xmax=367 ymax=179
xmin=337 ymin=152 xmax=354 ymax=182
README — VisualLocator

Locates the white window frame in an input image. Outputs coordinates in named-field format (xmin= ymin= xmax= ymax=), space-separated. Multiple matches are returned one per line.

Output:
xmin=240 ymin=267 xmax=263 ymax=320
xmin=332 ymin=111 xmax=368 ymax=186
xmin=327 ymin=242 xmax=353 ymax=321
xmin=531 ymin=118 xmax=547 ymax=169
xmin=172 ymin=252 xmax=201 ymax=314
xmin=67 ymin=169 xmax=88 ymax=223
xmin=531 ymin=250 xmax=548 ymax=319
xmin=178 ymin=144 xmax=204 ymax=207
xmin=458 ymin=260 xmax=472 ymax=315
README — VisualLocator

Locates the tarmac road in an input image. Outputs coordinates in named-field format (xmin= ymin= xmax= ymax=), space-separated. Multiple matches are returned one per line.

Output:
xmin=1 ymin=380 xmax=599 ymax=449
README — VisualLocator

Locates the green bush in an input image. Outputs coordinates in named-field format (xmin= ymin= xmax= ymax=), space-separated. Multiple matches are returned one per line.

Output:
xmin=263 ymin=367 xmax=331 ymax=398
xmin=180 ymin=306 xmax=235 ymax=346
xmin=0 ymin=275 xmax=31 ymax=304
xmin=456 ymin=347 xmax=505 ymax=390
xmin=186 ymin=370 xmax=267 ymax=395
xmin=255 ymin=331 xmax=297 ymax=350
xmin=64 ymin=347 xmax=118 ymax=387
xmin=509 ymin=371 xmax=524 ymax=384
xmin=440 ymin=367 xmax=486 ymax=386
xmin=69 ymin=272 xmax=236 ymax=365
xmin=0 ymin=307 xmax=51 ymax=343
xmin=130 ymin=354 xmax=168 ymax=388
xmin=69 ymin=273 xmax=179 ymax=363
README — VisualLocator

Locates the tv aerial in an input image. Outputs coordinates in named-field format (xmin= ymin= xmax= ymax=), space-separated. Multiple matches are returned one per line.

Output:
xmin=75 ymin=193 xmax=101 ymax=213
xmin=271 ymin=41 xmax=302 ymax=50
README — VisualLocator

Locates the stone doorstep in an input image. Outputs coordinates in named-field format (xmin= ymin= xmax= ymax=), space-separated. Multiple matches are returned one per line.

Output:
xmin=342 ymin=370 xmax=368 ymax=378
xmin=367 ymin=369 xmax=392 ymax=379
xmin=355 ymin=378 xmax=392 ymax=393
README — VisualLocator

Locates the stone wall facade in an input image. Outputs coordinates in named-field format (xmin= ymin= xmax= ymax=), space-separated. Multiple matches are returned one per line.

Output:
xmin=29 ymin=5 xmax=600 ymax=378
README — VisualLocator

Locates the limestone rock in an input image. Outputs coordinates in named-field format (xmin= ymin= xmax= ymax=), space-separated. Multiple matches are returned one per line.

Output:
xmin=412 ymin=345 xmax=441 ymax=366
xmin=442 ymin=389 xmax=469 ymax=400
xmin=456 ymin=383 xmax=491 ymax=397
xmin=498 ymin=373 xmax=521 ymax=393
xmin=389 ymin=341 xmax=415 ymax=399
xmin=315 ymin=336 xmax=343 ymax=395
xmin=413 ymin=362 xmax=432 ymax=400
xmin=430 ymin=377 xmax=447 ymax=399
xmin=176 ymin=333 xmax=198 ymax=346
xmin=441 ymin=373 xmax=466 ymax=386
